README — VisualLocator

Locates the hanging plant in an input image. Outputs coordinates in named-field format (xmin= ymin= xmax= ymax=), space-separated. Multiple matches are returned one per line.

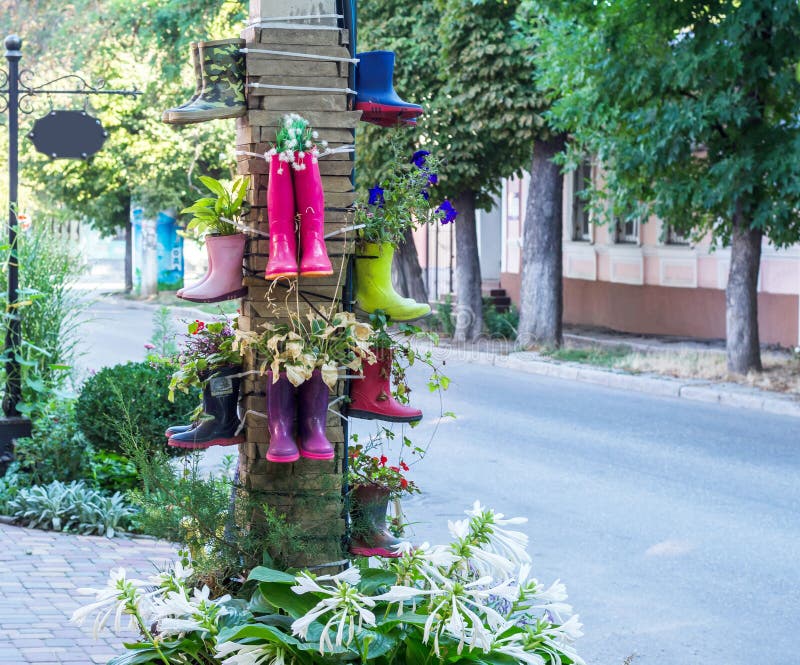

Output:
xmin=181 ymin=175 xmax=249 ymax=237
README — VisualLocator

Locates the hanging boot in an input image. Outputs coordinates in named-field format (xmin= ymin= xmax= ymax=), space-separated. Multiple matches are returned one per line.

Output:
xmin=294 ymin=152 xmax=333 ymax=277
xmin=177 ymin=248 xmax=212 ymax=297
xmin=349 ymin=484 xmax=403 ymax=558
xmin=265 ymin=154 xmax=299 ymax=279
xmin=355 ymin=51 xmax=423 ymax=127
xmin=354 ymin=242 xmax=430 ymax=321
xmin=165 ymin=424 xmax=193 ymax=438
xmin=266 ymin=370 xmax=300 ymax=463
xmin=179 ymin=233 xmax=247 ymax=303
xmin=168 ymin=366 xmax=244 ymax=449
xmin=162 ymin=38 xmax=246 ymax=125
xmin=297 ymin=370 xmax=334 ymax=461
xmin=348 ymin=347 xmax=422 ymax=423
xmin=162 ymin=42 xmax=202 ymax=124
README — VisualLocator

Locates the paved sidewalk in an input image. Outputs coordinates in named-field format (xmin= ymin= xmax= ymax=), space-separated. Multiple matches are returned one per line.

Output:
xmin=0 ymin=523 xmax=176 ymax=664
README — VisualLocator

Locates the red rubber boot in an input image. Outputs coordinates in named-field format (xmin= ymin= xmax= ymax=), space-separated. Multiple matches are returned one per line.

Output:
xmin=348 ymin=347 xmax=422 ymax=423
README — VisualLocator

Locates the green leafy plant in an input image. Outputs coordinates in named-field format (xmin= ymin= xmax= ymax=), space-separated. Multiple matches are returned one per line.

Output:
xmin=347 ymin=445 xmax=419 ymax=497
xmin=181 ymin=175 xmax=249 ymax=237
xmin=148 ymin=305 xmax=178 ymax=358
xmin=7 ymin=480 xmax=133 ymax=537
xmin=483 ymin=299 xmax=519 ymax=340
xmin=169 ymin=318 xmax=241 ymax=402
xmin=80 ymin=503 xmax=585 ymax=665
xmin=76 ymin=361 xmax=200 ymax=456
xmin=90 ymin=450 xmax=139 ymax=494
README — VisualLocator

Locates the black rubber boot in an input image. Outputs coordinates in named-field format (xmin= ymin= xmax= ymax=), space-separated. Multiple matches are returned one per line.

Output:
xmin=167 ymin=366 xmax=244 ymax=449
xmin=348 ymin=484 xmax=403 ymax=558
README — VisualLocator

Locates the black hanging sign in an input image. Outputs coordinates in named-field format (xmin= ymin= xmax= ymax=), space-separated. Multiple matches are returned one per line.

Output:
xmin=27 ymin=109 xmax=108 ymax=159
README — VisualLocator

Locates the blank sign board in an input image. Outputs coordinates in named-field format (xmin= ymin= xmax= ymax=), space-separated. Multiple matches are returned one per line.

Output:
xmin=28 ymin=110 xmax=108 ymax=160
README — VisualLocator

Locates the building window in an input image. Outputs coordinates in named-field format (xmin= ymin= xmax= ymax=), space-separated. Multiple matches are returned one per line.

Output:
xmin=614 ymin=214 xmax=640 ymax=244
xmin=571 ymin=159 xmax=592 ymax=241
xmin=666 ymin=225 xmax=690 ymax=246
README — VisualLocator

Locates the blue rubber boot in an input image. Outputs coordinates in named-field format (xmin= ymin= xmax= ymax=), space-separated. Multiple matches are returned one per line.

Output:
xmin=355 ymin=51 xmax=423 ymax=127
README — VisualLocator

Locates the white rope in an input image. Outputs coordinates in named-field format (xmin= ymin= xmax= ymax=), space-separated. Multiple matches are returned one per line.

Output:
xmin=220 ymin=215 xmax=270 ymax=238
xmin=317 ymin=144 xmax=355 ymax=158
xmin=324 ymin=224 xmax=363 ymax=239
xmin=250 ymin=13 xmax=343 ymax=22
xmin=249 ymin=15 xmax=343 ymax=31
xmin=243 ymin=48 xmax=358 ymax=64
xmin=248 ymin=82 xmax=356 ymax=94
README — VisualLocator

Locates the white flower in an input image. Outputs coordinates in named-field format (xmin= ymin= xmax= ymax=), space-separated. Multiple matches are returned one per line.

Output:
xmin=149 ymin=559 xmax=194 ymax=590
xmin=491 ymin=630 xmax=547 ymax=665
xmin=157 ymin=617 xmax=204 ymax=637
xmin=465 ymin=501 xmax=531 ymax=568
xmin=70 ymin=568 xmax=151 ymax=639
xmin=290 ymin=568 xmax=376 ymax=653
xmin=217 ymin=641 xmax=291 ymax=665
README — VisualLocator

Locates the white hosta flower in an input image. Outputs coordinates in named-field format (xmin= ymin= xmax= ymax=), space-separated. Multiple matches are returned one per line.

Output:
xmin=149 ymin=585 xmax=231 ymax=636
xmin=157 ymin=617 xmax=205 ymax=637
xmin=491 ymin=630 xmax=546 ymax=665
xmin=148 ymin=560 xmax=194 ymax=591
xmin=465 ymin=501 xmax=531 ymax=568
xmin=217 ymin=641 xmax=292 ymax=665
xmin=70 ymin=567 xmax=151 ymax=639
xmin=516 ymin=576 xmax=574 ymax=624
xmin=290 ymin=568 xmax=376 ymax=653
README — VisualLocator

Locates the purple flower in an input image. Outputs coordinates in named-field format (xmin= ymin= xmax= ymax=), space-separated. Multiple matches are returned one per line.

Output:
xmin=436 ymin=199 xmax=458 ymax=224
xmin=427 ymin=173 xmax=438 ymax=186
xmin=368 ymin=185 xmax=385 ymax=207
xmin=411 ymin=150 xmax=430 ymax=169
xmin=421 ymin=189 xmax=430 ymax=201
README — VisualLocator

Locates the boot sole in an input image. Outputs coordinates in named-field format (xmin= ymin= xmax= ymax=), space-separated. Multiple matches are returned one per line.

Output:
xmin=299 ymin=270 xmax=334 ymax=277
xmin=346 ymin=409 xmax=422 ymax=424
xmin=266 ymin=452 xmax=301 ymax=463
xmin=167 ymin=436 xmax=244 ymax=449
xmin=164 ymin=106 xmax=246 ymax=125
xmin=177 ymin=287 xmax=247 ymax=303
xmin=299 ymin=450 xmax=335 ymax=460
xmin=349 ymin=546 xmax=402 ymax=558
xmin=265 ymin=271 xmax=299 ymax=280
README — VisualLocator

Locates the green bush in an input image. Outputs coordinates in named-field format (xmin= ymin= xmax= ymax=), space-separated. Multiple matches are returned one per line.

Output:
xmin=483 ymin=298 xmax=519 ymax=339
xmin=76 ymin=361 xmax=200 ymax=456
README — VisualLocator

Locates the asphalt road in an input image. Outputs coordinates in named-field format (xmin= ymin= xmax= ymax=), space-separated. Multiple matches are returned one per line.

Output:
xmin=79 ymin=295 xmax=800 ymax=665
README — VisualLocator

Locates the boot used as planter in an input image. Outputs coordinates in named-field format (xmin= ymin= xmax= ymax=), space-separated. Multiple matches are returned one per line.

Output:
xmin=297 ymin=369 xmax=335 ymax=460
xmin=349 ymin=483 xmax=403 ymax=558
xmin=265 ymin=154 xmax=299 ymax=280
xmin=162 ymin=38 xmax=246 ymax=125
xmin=266 ymin=370 xmax=300 ymax=463
xmin=354 ymin=242 xmax=431 ymax=321
xmin=348 ymin=346 xmax=422 ymax=423
xmin=179 ymin=233 xmax=247 ymax=303
xmin=294 ymin=152 xmax=333 ymax=277
xmin=355 ymin=51 xmax=423 ymax=127
xmin=162 ymin=42 xmax=202 ymax=124
xmin=168 ymin=366 xmax=244 ymax=449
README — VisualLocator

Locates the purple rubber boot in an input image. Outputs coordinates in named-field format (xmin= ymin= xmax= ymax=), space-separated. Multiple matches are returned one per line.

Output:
xmin=266 ymin=371 xmax=300 ymax=463
xmin=297 ymin=370 xmax=334 ymax=461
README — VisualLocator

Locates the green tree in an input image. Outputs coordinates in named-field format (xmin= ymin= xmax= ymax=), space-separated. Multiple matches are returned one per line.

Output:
xmin=357 ymin=0 xmax=548 ymax=341
xmin=538 ymin=0 xmax=800 ymax=373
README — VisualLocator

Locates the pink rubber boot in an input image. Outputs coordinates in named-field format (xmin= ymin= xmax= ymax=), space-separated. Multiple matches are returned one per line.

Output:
xmin=293 ymin=152 xmax=333 ymax=277
xmin=265 ymin=154 xmax=299 ymax=280
xmin=177 ymin=252 xmax=211 ymax=297
xmin=179 ymin=234 xmax=247 ymax=303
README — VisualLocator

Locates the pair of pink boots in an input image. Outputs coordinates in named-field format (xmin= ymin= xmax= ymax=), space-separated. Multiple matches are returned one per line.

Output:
xmin=265 ymin=152 xmax=333 ymax=280
xmin=178 ymin=234 xmax=247 ymax=303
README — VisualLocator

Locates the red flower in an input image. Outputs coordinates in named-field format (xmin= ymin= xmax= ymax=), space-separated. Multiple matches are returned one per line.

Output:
xmin=380 ymin=455 xmax=388 ymax=466
xmin=390 ymin=466 xmax=400 ymax=472
xmin=400 ymin=478 xmax=409 ymax=489
xmin=400 ymin=461 xmax=409 ymax=471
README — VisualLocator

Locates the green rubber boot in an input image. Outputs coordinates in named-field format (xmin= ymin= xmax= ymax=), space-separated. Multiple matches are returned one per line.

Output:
xmin=161 ymin=42 xmax=202 ymax=123
xmin=354 ymin=242 xmax=431 ymax=322
xmin=163 ymin=38 xmax=246 ymax=125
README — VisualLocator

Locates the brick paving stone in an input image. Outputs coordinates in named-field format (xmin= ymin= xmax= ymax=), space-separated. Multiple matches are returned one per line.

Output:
xmin=0 ymin=523 xmax=176 ymax=664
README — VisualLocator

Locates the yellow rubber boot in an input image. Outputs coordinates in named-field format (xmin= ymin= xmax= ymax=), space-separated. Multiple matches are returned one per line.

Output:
xmin=354 ymin=242 xmax=431 ymax=321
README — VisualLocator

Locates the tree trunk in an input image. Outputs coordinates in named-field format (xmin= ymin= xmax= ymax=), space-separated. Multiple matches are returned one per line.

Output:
xmin=726 ymin=207 xmax=762 ymax=374
xmin=517 ymin=134 xmax=567 ymax=349
xmin=452 ymin=190 xmax=483 ymax=342
xmin=393 ymin=227 xmax=428 ymax=304
xmin=124 ymin=200 xmax=133 ymax=293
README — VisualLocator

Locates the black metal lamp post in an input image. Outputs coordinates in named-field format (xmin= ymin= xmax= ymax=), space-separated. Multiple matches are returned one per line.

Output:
xmin=0 ymin=35 xmax=32 ymax=473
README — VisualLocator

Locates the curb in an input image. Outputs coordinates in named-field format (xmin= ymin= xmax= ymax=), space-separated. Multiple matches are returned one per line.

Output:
xmin=420 ymin=344 xmax=800 ymax=419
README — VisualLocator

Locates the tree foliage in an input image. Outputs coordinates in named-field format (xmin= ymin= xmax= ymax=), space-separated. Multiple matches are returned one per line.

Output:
xmin=537 ymin=0 xmax=800 ymax=247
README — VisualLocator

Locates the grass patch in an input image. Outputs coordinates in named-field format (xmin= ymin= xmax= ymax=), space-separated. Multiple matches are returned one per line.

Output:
xmin=543 ymin=346 xmax=631 ymax=367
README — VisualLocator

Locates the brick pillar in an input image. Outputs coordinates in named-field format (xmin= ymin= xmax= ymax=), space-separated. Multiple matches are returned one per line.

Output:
xmin=235 ymin=6 xmax=358 ymax=570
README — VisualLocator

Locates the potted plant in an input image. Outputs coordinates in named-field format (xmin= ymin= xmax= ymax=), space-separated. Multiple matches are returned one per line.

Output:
xmin=178 ymin=175 xmax=249 ymax=303
xmin=347 ymin=443 xmax=419 ymax=558
xmin=235 ymin=309 xmax=376 ymax=462
xmin=166 ymin=318 xmax=245 ymax=449
xmin=352 ymin=149 xmax=457 ymax=321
